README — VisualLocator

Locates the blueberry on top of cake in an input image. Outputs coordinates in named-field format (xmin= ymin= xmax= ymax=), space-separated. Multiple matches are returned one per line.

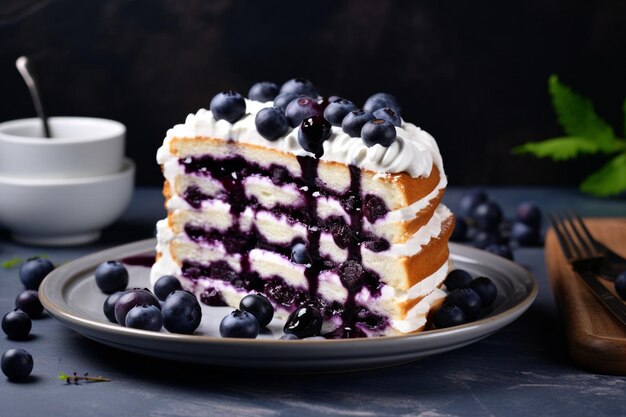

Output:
xmin=151 ymin=78 xmax=454 ymax=338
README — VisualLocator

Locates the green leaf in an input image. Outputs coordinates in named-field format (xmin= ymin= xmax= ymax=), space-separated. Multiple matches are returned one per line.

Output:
xmin=580 ymin=152 xmax=626 ymax=196
xmin=1 ymin=257 xmax=22 ymax=269
xmin=512 ymin=137 xmax=603 ymax=160
xmin=58 ymin=372 xmax=68 ymax=380
xmin=549 ymin=75 xmax=616 ymax=152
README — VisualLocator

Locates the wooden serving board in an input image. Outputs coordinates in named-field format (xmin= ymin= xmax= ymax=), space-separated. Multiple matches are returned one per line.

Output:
xmin=546 ymin=218 xmax=626 ymax=375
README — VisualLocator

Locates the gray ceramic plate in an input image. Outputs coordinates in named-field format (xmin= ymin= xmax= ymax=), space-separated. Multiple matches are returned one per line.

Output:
xmin=39 ymin=239 xmax=537 ymax=372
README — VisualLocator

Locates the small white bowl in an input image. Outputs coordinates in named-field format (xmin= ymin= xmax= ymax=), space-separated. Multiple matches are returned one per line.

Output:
xmin=0 ymin=159 xmax=135 ymax=246
xmin=0 ymin=117 xmax=125 ymax=179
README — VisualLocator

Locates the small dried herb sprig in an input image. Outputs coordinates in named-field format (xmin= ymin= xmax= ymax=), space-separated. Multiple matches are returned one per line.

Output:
xmin=58 ymin=371 xmax=111 ymax=384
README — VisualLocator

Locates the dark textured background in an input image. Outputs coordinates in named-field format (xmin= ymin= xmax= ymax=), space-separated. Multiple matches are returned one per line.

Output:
xmin=1 ymin=0 xmax=625 ymax=187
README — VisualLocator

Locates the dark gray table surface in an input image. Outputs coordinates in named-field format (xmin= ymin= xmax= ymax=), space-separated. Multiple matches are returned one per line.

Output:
xmin=1 ymin=187 xmax=625 ymax=417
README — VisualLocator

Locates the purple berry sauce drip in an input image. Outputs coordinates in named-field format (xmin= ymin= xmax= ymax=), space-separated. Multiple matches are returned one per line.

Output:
xmin=178 ymin=152 xmax=392 ymax=337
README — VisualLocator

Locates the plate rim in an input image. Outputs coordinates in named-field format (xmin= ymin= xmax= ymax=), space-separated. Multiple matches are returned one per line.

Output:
xmin=39 ymin=239 xmax=538 ymax=350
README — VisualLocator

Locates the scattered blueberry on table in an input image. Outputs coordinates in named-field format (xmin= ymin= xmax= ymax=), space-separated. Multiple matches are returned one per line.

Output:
xmin=19 ymin=257 xmax=54 ymax=290
xmin=15 ymin=290 xmax=43 ymax=319
xmin=451 ymin=189 xmax=544 ymax=257
xmin=1 ymin=348 xmax=33 ymax=381
xmin=2 ymin=309 xmax=31 ymax=340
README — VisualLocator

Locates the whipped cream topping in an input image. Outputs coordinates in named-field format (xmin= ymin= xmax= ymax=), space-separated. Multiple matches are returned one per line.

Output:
xmin=158 ymin=99 xmax=445 ymax=179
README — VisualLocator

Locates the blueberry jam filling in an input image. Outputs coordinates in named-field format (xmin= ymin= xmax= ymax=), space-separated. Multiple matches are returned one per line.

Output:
xmin=200 ymin=288 xmax=228 ymax=306
xmin=180 ymin=153 xmax=394 ymax=338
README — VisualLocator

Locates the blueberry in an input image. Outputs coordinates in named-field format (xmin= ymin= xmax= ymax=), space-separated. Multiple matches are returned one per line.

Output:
xmin=323 ymin=98 xmax=357 ymax=126
xmin=517 ymin=202 xmax=542 ymax=230
xmin=114 ymin=288 xmax=160 ymax=326
xmin=511 ymin=221 xmax=540 ymax=246
xmin=248 ymin=81 xmax=279 ymax=102
xmin=19 ymin=257 xmax=54 ymax=290
xmin=615 ymin=272 xmax=626 ymax=300
xmin=125 ymin=305 xmax=163 ymax=331
xmin=450 ymin=217 xmax=468 ymax=242
xmin=279 ymin=78 xmax=318 ymax=98
xmin=363 ymin=92 xmax=401 ymax=114
xmin=468 ymin=277 xmax=498 ymax=306
xmin=255 ymin=107 xmax=289 ymax=141
xmin=361 ymin=119 xmax=397 ymax=147
xmin=286 ymin=97 xmax=322 ymax=128
xmin=274 ymin=92 xmax=303 ymax=112
xmin=484 ymin=243 xmax=514 ymax=260
xmin=473 ymin=201 xmax=503 ymax=231
xmin=284 ymin=305 xmax=323 ymax=338
xmin=95 ymin=261 xmax=129 ymax=294
xmin=210 ymin=90 xmax=246 ymax=123
xmin=2 ymin=309 xmax=31 ymax=340
xmin=1 ymin=348 xmax=33 ymax=381
xmin=472 ymin=230 xmax=501 ymax=249
xmin=459 ymin=190 xmax=488 ymax=218
xmin=103 ymin=291 xmax=127 ymax=323
xmin=373 ymin=107 xmax=401 ymax=127
xmin=162 ymin=290 xmax=202 ymax=334
xmin=363 ymin=195 xmax=389 ymax=222
xmin=219 ymin=310 xmax=259 ymax=338
xmin=338 ymin=260 xmax=363 ymax=291
xmin=433 ymin=305 xmax=467 ymax=329
xmin=153 ymin=275 xmax=182 ymax=301
xmin=446 ymin=287 xmax=482 ymax=320
xmin=239 ymin=294 xmax=274 ymax=327
xmin=15 ymin=290 xmax=43 ymax=318
xmin=291 ymin=243 xmax=311 ymax=265
xmin=341 ymin=109 xmax=375 ymax=137
xmin=298 ymin=115 xmax=331 ymax=157
xmin=444 ymin=269 xmax=472 ymax=291
xmin=280 ymin=333 xmax=300 ymax=340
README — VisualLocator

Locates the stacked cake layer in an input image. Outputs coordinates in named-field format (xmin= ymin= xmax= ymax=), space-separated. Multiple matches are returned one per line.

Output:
xmin=152 ymin=97 xmax=453 ymax=337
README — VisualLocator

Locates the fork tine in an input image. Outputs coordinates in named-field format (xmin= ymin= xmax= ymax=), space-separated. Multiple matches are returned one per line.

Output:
xmin=570 ymin=210 xmax=605 ymax=254
xmin=563 ymin=211 xmax=596 ymax=258
xmin=549 ymin=212 xmax=576 ymax=261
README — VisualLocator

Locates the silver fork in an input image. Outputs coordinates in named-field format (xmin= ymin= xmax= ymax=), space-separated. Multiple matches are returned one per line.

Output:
xmin=566 ymin=211 xmax=626 ymax=281
xmin=549 ymin=211 xmax=626 ymax=326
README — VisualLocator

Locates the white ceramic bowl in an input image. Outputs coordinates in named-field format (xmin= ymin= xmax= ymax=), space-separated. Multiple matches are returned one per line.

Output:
xmin=0 ymin=159 xmax=135 ymax=246
xmin=0 ymin=117 xmax=125 ymax=179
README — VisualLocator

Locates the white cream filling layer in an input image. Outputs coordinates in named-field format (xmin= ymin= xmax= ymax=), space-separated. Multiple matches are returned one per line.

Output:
xmin=161 ymin=199 xmax=451 ymax=268
xmin=157 ymin=99 xmax=445 ymax=179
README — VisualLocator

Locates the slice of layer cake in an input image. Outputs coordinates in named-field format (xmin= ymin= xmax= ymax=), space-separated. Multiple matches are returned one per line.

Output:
xmin=151 ymin=79 xmax=454 ymax=338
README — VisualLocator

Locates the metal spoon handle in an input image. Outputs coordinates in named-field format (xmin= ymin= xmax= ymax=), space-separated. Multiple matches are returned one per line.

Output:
xmin=16 ymin=56 xmax=51 ymax=138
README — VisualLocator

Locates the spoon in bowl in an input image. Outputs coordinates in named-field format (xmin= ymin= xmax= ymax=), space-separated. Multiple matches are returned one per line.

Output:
xmin=15 ymin=56 xmax=51 ymax=138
